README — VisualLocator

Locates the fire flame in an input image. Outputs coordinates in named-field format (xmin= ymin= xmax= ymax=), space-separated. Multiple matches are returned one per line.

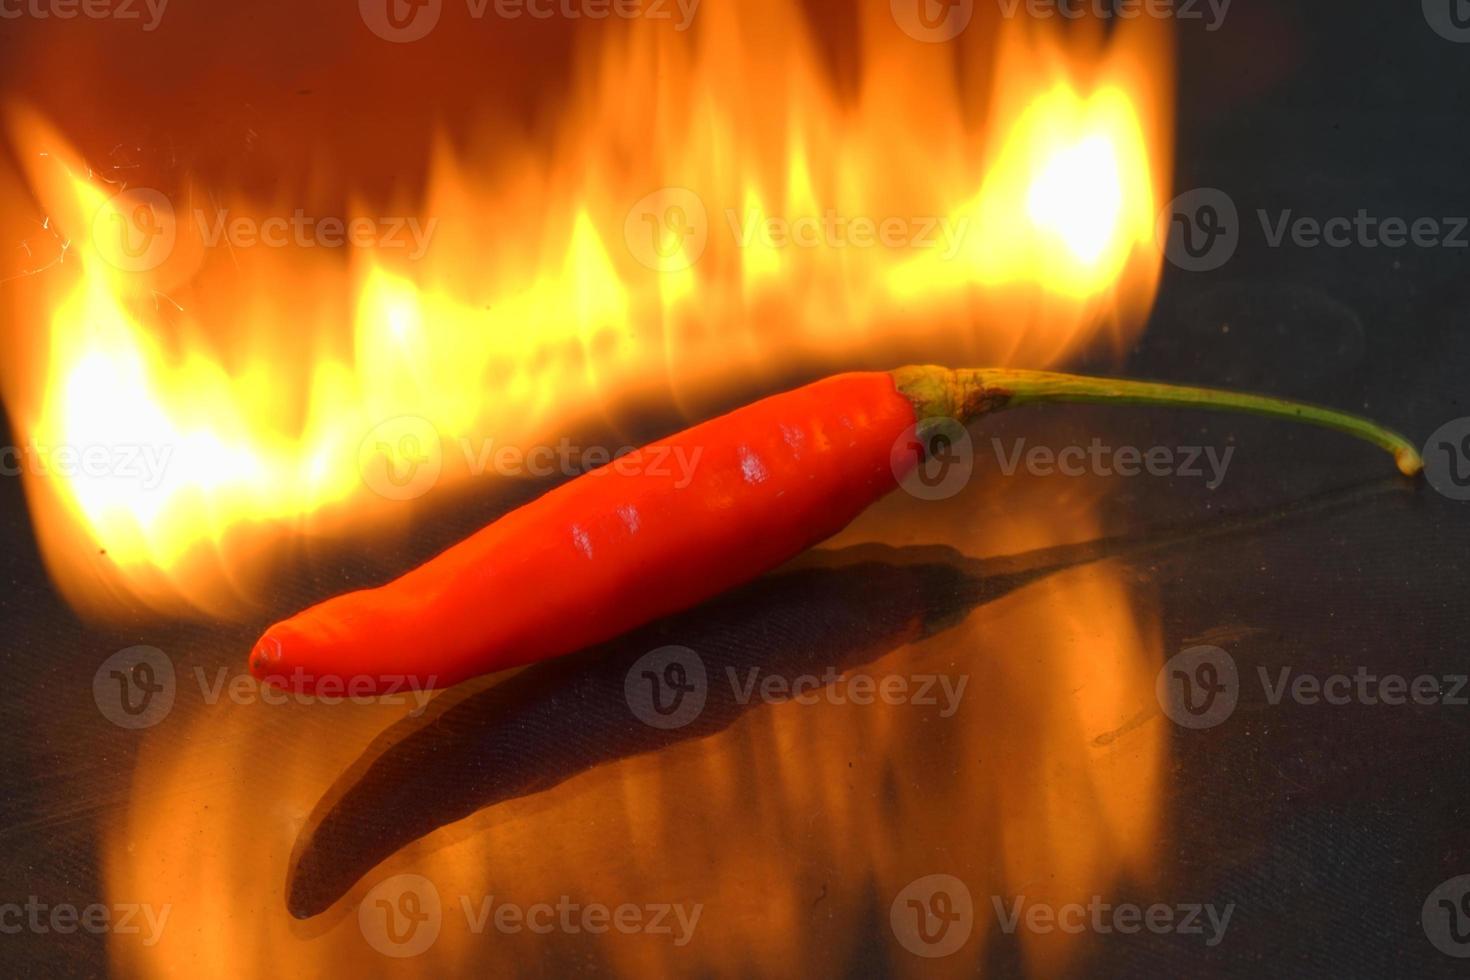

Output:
xmin=2 ymin=1 xmax=1171 ymax=616
xmin=0 ymin=3 xmax=1187 ymax=975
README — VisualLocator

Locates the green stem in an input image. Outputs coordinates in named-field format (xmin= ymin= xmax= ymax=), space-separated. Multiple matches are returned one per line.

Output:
xmin=891 ymin=365 xmax=1423 ymax=476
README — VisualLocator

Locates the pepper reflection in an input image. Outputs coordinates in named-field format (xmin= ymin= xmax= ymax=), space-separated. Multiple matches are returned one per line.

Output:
xmin=105 ymin=475 xmax=1402 ymax=978
xmin=288 ymin=478 xmax=1394 ymax=921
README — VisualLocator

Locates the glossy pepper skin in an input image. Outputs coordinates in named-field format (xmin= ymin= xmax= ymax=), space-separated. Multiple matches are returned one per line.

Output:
xmin=251 ymin=371 xmax=924 ymax=693
xmin=250 ymin=365 xmax=1420 ymax=694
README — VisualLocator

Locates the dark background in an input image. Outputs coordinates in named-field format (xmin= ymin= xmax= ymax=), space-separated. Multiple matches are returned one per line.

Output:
xmin=1 ymin=1 xmax=1469 ymax=976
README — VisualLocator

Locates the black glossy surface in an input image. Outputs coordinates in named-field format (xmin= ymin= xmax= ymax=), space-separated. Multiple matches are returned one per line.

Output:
xmin=1 ymin=2 xmax=1469 ymax=977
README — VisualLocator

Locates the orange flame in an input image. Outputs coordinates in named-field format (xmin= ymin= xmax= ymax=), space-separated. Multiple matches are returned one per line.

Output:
xmin=101 ymin=471 xmax=1165 ymax=978
xmin=2 ymin=1 xmax=1171 ymax=617
xmin=2 ymin=5 xmax=1187 ymax=975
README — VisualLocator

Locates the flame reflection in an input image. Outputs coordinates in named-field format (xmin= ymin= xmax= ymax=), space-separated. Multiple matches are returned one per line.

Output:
xmin=102 ymin=460 xmax=1164 ymax=977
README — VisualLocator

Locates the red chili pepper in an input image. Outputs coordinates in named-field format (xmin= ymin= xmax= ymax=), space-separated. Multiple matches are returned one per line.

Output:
xmin=249 ymin=366 xmax=1421 ymax=693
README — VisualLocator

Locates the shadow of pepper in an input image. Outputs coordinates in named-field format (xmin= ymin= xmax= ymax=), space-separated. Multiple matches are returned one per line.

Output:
xmin=286 ymin=477 xmax=1412 ymax=919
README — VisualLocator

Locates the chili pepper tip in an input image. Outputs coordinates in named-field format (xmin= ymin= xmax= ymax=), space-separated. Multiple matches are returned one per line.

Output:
xmin=1392 ymin=446 xmax=1424 ymax=477
xmin=249 ymin=633 xmax=284 ymax=683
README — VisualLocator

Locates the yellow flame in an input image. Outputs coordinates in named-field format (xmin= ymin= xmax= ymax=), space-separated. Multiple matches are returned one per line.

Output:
xmin=3 ymin=2 xmax=1170 ymax=619
xmin=0 ymin=6 xmax=1185 ymax=976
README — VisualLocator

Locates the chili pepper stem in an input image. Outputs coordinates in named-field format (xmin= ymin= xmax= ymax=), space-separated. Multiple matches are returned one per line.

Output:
xmin=891 ymin=366 xmax=1423 ymax=476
